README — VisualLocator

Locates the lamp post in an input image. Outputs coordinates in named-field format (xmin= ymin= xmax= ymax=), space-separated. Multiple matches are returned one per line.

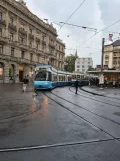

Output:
xmin=99 ymin=38 xmax=105 ymax=89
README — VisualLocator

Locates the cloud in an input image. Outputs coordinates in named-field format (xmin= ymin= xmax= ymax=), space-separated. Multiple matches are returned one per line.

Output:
xmin=24 ymin=0 xmax=120 ymax=66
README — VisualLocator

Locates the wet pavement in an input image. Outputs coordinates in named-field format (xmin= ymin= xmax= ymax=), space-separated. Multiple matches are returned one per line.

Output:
xmin=82 ymin=85 xmax=120 ymax=97
xmin=0 ymin=85 xmax=120 ymax=160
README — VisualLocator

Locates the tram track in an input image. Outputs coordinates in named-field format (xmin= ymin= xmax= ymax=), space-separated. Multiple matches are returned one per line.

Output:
xmin=69 ymin=87 xmax=120 ymax=109
xmin=49 ymin=90 xmax=120 ymax=126
xmin=42 ymin=91 xmax=120 ymax=139
xmin=0 ymin=102 xmax=41 ymax=123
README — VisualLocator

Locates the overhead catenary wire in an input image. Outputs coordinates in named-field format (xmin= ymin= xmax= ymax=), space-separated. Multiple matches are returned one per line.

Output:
xmin=77 ymin=18 xmax=120 ymax=48
xmin=58 ymin=0 xmax=87 ymax=32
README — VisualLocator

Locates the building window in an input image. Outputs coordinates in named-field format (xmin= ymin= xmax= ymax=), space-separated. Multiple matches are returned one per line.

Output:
xmin=37 ymin=55 xmax=39 ymax=62
xmin=42 ymin=35 xmax=44 ymax=41
xmin=77 ymin=69 xmax=79 ymax=72
xmin=36 ymin=44 xmax=38 ymax=50
xmin=82 ymin=69 xmax=85 ymax=72
xmin=36 ymin=33 xmax=39 ymax=37
xmin=0 ymin=12 xmax=2 ymax=20
xmin=30 ymin=53 xmax=33 ymax=61
xmin=21 ymin=24 xmax=24 ymax=29
xmin=77 ymin=65 xmax=80 ymax=68
xmin=30 ymin=29 xmax=32 ymax=34
xmin=20 ymin=37 xmax=24 ymax=44
xmin=11 ymin=47 xmax=14 ymax=57
xmin=0 ymin=28 xmax=2 ymax=36
xmin=42 ymin=45 xmax=44 ymax=51
xmin=21 ymin=51 xmax=24 ymax=59
xmin=10 ymin=17 xmax=14 ymax=25
xmin=82 ymin=65 xmax=84 ymax=68
xmin=29 ymin=41 xmax=32 ymax=47
xmin=88 ymin=62 xmax=90 ymax=64
xmin=10 ymin=33 xmax=14 ymax=41
xmin=0 ymin=44 xmax=3 ymax=54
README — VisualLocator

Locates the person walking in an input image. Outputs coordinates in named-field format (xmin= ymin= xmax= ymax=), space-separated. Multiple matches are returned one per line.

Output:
xmin=23 ymin=76 xmax=29 ymax=92
xmin=74 ymin=79 xmax=79 ymax=94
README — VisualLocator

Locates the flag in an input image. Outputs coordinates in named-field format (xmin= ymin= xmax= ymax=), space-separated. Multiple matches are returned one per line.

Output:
xmin=109 ymin=34 xmax=113 ymax=41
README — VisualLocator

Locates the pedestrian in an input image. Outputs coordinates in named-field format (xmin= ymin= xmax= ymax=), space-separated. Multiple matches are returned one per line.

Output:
xmin=119 ymin=80 xmax=120 ymax=88
xmin=23 ymin=76 xmax=29 ymax=92
xmin=113 ymin=80 xmax=116 ymax=88
xmin=104 ymin=79 xmax=108 ymax=88
xmin=74 ymin=79 xmax=79 ymax=94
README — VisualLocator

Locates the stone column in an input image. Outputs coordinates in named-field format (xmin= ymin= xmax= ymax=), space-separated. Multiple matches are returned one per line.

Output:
xmin=15 ymin=64 xmax=19 ymax=83
xmin=4 ymin=63 xmax=10 ymax=83
xmin=5 ymin=11 xmax=9 ymax=38
xmin=16 ymin=16 xmax=19 ymax=42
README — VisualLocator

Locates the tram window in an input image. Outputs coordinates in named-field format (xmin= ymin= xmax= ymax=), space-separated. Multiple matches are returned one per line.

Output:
xmin=52 ymin=74 xmax=57 ymax=82
xmin=35 ymin=72 xmax=47 ymax=81
xmin=48 ymin=72 xmax=52 ymax=81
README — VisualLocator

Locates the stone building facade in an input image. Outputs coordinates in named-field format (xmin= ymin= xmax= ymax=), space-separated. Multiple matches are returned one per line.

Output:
xmin=104 ymin=40 xmax=120 ymax=69
xmin=0 ymin=0 xmax=65 ymax=83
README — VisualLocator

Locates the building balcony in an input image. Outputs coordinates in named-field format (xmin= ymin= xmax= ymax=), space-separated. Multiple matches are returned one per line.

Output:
xmin=0 ymin=54 xmax=36 ymax=65
xmin=19 ymin=43 xmax=29 ymax=50
xmin=113 ymin=46 xmax=120 ymax=51
xmin=36 ymin=50 xmax=43 ymax=54
xmin=8 ymin=23 xmax=17 ymax=31
xmin=29 ymin=33 xmax=34 ymax=40
xmin=0 ymin=19 xmax=6 ymax=26
xmin=0 ymin=35 xmax=8 ymax=43
xmin=49 ymin=43 xmax=55 ymax=49
xmin=36 ymin=37 xmax=40 ymax=42
xmin=42 ymin=40 xmax=46 ymax=45
xmin=19 ymin=28 xmax=27 ymax=35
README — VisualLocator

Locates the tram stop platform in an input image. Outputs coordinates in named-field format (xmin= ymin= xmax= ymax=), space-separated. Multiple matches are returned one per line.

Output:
xmin=81 ymin=85 xmax=120 ymax=98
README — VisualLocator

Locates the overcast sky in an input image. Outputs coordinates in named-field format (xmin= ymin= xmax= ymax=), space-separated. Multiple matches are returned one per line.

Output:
xmin=24 ymin=0 xmax=120 ymax=66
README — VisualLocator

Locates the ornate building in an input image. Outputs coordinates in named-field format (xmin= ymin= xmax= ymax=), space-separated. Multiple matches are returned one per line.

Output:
xmin=0 ymin=0 xmax=65 ymax=83
xmin=104 ymin=40 xmax=120 ymax=69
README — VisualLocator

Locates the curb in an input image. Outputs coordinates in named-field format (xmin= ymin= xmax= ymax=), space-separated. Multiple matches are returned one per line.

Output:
xmin=80 ymin=86 xmax=104 ymax=96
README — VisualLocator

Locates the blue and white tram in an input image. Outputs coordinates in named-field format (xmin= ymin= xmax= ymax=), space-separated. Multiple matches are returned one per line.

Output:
xmin=34 ymin=65 xmax=72 ymax=90
xmin=71 ymin=73 xmax=85 ymax=86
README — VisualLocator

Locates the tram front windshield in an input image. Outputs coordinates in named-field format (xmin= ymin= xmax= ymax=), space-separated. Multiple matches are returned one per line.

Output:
xmin=35 ymin=71 xmax=51 ymax=81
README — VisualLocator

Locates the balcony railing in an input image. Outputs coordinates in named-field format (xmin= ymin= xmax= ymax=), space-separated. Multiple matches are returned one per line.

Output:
xmin=0 ymin=19 xmax=6 ymax=26
xmin=19 ymin=43 xmax=29 ymax=50
xmin=36 ymin=37 xmax=40 ymax=42
xmin=49 ymin=43 xmax=55 ymax=49
xmin=19 ymin=28 xmax=27 ymax=35
xmin=0 ymin=35 xmax=8 ymax=43
xmin=8 ymin=23 xmax=17 ymax=31
xmin=0 ymin=54 xmax=36 ymax=65
xmin=29 ymin=33 xmax=34 ymax=40
xmin=42 ymin=40 xmax=46 ymax=45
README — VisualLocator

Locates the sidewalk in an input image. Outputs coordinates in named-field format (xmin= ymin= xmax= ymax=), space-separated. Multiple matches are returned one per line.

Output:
xmin=81 ymin=85 xmax=120 ymax=98
xmin=0 ymin=83 xmax=38 ymax=122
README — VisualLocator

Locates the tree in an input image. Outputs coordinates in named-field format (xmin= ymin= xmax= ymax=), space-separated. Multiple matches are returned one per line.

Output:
xmin=87 ymin=66 xmax=95 ymax=71
xmin=64 ymin=54 xmax=78 ymax=72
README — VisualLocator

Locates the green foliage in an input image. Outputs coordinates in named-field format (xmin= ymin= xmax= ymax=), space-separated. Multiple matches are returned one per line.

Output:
xmin=87 ymin=66 xmax=95 ymax=71
xmin=65 ymin=54 xmax=78 ymax=72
